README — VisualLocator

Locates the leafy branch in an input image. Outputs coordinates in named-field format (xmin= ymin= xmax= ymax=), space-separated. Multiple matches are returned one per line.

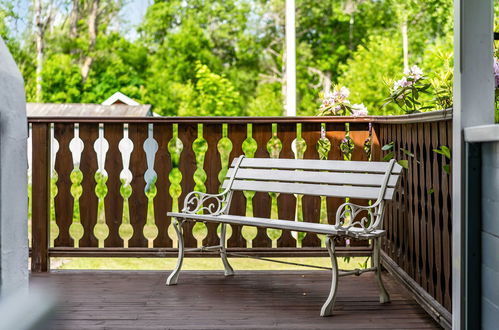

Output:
xmin=382 ymin=142 xmax=419 ymax=169
xmin=433 ymin=145 xmax=451 ymax=174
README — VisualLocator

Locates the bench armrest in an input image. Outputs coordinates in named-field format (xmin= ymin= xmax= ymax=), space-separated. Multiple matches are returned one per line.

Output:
xmin=335 ymin=201 xmax=384 ymax=234
xmin=182 ymin=190 xmax=232 ymax=216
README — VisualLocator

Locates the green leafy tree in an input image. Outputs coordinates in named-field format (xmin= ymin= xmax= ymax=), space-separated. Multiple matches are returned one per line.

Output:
xmin=3 ymin=0 xmax=456 ymax=117
xmin=177 ymin=62 xmax=242 ymax=117
xmin=338 ymin=35 xmax=404 ymax=115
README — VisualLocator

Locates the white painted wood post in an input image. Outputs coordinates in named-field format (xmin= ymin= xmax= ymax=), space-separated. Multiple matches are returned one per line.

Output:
xmin=285 ymin=0 xmax=296 ymax=116
xmin=453 ymin=0 xmax=494 ymax=328
xmin=0 ymin=37 xmax=29 ymax=296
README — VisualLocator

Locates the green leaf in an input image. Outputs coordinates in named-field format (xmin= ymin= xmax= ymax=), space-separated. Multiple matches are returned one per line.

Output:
xmin=440 ymin=146 xmax=451 ymax=159
xmin=382 ymin=142 xmax=394 ymax=151
xmin=382 ymin=152 xmax=394 ymax=161
xmin=397 ymin=159 xmax=409 ymax=169
xmin=443 ymin=164 xmax=451 ymax=174
xmin=428 ymin=188 xmax=434 ymax=195
xmin=400 ymin=148 xmax=415 ymax=158
xmin=433 ymin=146 xmax=451 ymax=159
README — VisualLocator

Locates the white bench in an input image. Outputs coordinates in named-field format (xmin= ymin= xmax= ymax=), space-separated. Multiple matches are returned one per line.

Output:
xmin=166 ymin=156 xmax=402 ymax=316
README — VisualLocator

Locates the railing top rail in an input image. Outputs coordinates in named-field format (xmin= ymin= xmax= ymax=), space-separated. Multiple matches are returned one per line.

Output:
xmin=27 ymin=109 xmax=452 ymax=124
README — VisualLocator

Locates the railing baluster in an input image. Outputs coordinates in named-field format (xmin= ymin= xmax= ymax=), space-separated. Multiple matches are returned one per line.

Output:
xmin=251 ymin=123 xmax=272 ymax=248
xmin=325 ymin=123 xmax=346 ymax=249
xmin=178 ymin=123 xmax=198 ymax=248
xmin=31 ymin=123 xmax=51 ymax=272
xmin=104 ymin=123 xmax=124 ymax=247
xmin=79 ymin=123 xmax=99 ymax=247
xmin=53 ymin=123 xmax=75 ymax=247
xmin=380 ymin=124 xmax=393 ymax=254
xmin=348 ymin=123 xmax=371 ymax=248
xmin=404 ymin=124 xmax=415 ymax=278
xmin=128 ymin=123 xmax=149 ymax=247
xmin=153 ymin=123 xmax=173 ymax=248
xmin=416 ymin=123 xmax=430 ymax=290
xmin=413 ymin=124 xmax=421 ymax=279
xmin=430 ymin=122 xmax=443 ymax=305
xmin=227 ymin=123 xmax=247 ymax=248
xmin=203 ymin=123 xmax=223 ymax=246
xmin=276 ymin=123 xmax=297 ymax=248
xmin=425 ymin=123 xmax=438 ymax=297
xmin=301 ymin=122 xmax=321 ymax=247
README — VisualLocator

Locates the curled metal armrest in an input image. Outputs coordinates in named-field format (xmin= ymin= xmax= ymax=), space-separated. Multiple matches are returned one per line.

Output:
xmin=334 ymin=201 xmax=382 ymax=234
xmin=182 ymin=191 xmax=231 ymax=215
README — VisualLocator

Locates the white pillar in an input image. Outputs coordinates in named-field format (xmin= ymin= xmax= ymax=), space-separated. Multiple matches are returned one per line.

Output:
xmin=0 ymin=37 xmax=29 ymax=296
xmin=285 ymin=0 xmax=296 ymax=116
xmin=452 ymin=0 xmax=494 ymax=328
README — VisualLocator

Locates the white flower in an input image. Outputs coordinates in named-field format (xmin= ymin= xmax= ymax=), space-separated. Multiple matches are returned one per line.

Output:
xmin=404 ymin=65 xmax=424 ymax=82
xmin=339 ymin=86 xmax=350 ymax=99
xmin=393 ymin=77 xmax=409 ymax=90
xmin=351 ymin=103 xmax=368 ymax=116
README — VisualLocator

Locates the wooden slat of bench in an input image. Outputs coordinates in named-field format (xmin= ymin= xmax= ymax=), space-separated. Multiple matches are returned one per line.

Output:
xmin=168 ymin=212 xmax=385 ymax=238
xmin=225 ymin=168 xmax=399 ymax=187
xmin=232 ymin=157 xmax=403 ymax=174
xmin=222 ymin=180 xmax=395 ymax=200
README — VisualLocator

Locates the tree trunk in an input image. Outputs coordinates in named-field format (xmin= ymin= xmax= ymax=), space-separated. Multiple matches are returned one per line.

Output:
xmin=81 ymin=0 xmax=99 ymax=83
xmin=401 ymin=19 xmax=409 ymax=71
xmin=34 ymin=0 xmax=44 ymax=102
xmin=284 ymin=0 xmax=296 ymax=116
xmin=69 ymin=0 xmax=79 ymax=40
xmin=349 ymin=13 xmax=354 ymax=51
xmin=324 ymin=71 xmax=331 ymax=94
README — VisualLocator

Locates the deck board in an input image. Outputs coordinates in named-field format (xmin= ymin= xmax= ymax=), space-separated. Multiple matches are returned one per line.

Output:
xmin=31 ymin=270 xmax=440 ymax=329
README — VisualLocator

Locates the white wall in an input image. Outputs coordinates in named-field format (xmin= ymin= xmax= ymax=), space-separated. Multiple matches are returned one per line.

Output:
xmin=0 ymin=37 xmax=28 ymax=296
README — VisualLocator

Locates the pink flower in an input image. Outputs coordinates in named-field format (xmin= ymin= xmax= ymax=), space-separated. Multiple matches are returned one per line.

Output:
xmin=393 ymin=77 xmax=411 ymax=90
xmin=339 ymin=86 xmax=350 ymax=99
xmin=351 ymin=103 xmax=368 ymax=116
xmin=404 ymin=65 xmax=424 ymax=81
xmin=494 ymin=57 xmax=499 ymax=87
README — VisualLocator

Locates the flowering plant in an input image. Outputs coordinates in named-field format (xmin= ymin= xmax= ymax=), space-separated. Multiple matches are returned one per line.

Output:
xmin=318 ymin=85 xmax=368 ymax=117
xmin=382 ymin=65 xmax=432 ymax=114
xmin=495 ymin=57 xmax=499 ymax=88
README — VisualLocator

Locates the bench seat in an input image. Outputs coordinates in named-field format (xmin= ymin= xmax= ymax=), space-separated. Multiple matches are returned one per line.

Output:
xmin=168 ymin=212 xmax=386 ymax=238
xmin=165 ymin=156 xmax=402 ymax=317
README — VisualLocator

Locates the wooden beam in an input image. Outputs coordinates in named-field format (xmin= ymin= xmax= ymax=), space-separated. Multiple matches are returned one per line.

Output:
xmin=453 ymin=0 xmax=494 ymax=328
xmin=31 ymin=123 xmax=51 ymax=272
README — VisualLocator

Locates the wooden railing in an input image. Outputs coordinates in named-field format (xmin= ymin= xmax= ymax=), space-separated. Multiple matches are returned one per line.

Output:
xmin=376 ymin=112 xmax=453 ymax=324
xmin=28 ymin=111 xmax=452 ymax=317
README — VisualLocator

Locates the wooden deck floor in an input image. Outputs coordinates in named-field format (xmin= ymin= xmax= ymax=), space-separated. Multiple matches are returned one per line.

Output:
xmin=31 ymin=270 xmax=440 ymax=329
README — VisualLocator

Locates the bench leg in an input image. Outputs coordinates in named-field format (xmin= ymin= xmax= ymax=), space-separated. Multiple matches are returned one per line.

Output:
xmin=166 ymin=218 xmax=184 ymax=286
xmin=373 ymin=237 xmax=390 ymax=303
xmin=320 ymin=236 xmax=339 ymax=317
xmin=219 ymin=224 xmax=234 ymax=276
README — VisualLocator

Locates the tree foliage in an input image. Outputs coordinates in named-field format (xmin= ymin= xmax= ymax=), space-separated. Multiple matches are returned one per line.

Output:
xmin=2 ymin=0 xmax=456 ymax=116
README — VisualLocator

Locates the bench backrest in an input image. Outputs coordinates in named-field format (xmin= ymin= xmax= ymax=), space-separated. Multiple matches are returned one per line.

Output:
xmin=223 ymin=156 xmax=402 ymax=201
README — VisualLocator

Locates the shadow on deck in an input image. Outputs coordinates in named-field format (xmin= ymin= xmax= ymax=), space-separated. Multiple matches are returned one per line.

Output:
xmin=31 ymin=270 xmax=440 ymax=329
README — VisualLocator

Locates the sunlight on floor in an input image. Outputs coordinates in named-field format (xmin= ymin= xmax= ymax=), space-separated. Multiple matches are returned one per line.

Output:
xmin=52 ymin=257 xmax=370 ymax=271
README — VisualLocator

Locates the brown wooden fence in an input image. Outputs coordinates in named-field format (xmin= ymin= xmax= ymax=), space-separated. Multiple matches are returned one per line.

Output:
xmin=378 ymin=115 xmax=453 ymax=316
xmin=28 ymin=110 xmax=452 ymax=315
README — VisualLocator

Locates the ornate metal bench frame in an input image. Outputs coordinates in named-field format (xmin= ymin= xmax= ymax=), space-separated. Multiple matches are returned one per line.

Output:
xmin=166 ymin=155 xmax=401 ymax=316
